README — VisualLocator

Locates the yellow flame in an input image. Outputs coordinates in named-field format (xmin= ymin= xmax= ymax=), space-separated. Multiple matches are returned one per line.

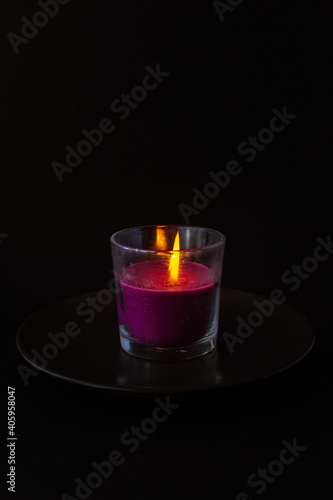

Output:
xmin=155 ymin=227 xmax=168 ymax=250
xmin=169 ymin=231 xmax=180 ymax=282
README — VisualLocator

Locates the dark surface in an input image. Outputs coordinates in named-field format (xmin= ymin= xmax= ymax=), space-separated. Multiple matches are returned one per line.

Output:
xmin=16 ymin=288 xmax=315 ymax=393
xmin=1 ymin=1 xmax=332 ymax=499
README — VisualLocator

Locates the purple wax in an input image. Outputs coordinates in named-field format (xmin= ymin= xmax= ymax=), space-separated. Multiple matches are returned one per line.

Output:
xmin=117 ymin=261 xmax=215 ymax=346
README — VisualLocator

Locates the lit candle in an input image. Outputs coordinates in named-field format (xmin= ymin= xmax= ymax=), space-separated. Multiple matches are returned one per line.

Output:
xmin=117 ymin=230 xmax=215 ymax=345
xmin=111 ymin=225 xmax=225 ymax=359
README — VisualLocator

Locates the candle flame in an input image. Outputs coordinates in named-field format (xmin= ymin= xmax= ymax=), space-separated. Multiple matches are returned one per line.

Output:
xmin=169 ymin=231 xmax=180 ymax=282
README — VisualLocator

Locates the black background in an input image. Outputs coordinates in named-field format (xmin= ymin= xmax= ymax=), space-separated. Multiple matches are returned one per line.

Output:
xmin=1 ymin=1 xmax=332 ymax=499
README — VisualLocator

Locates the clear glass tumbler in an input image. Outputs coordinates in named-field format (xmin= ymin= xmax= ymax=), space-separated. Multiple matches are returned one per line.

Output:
xmin=111 ymin=225 xmax=226 ymax=360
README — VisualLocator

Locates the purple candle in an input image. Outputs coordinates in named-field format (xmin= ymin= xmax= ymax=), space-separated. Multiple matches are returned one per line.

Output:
xmin=111 ymin=225 xmax=225 ymax=360
xmin=117 ymin=260 xmax=216 ymax=346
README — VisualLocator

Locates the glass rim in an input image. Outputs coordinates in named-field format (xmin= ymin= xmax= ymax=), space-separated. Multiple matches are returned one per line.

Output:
xmin=110 ymin=224 xmax=226 ymax=254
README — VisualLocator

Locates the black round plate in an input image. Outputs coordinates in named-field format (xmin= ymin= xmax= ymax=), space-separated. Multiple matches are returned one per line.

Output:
xmin=16 ymin=288 xmax=315 ymax=394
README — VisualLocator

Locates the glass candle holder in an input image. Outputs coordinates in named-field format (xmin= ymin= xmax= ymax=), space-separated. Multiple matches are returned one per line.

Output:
xmin=110 ymin=225 xmax=226 ymax=360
